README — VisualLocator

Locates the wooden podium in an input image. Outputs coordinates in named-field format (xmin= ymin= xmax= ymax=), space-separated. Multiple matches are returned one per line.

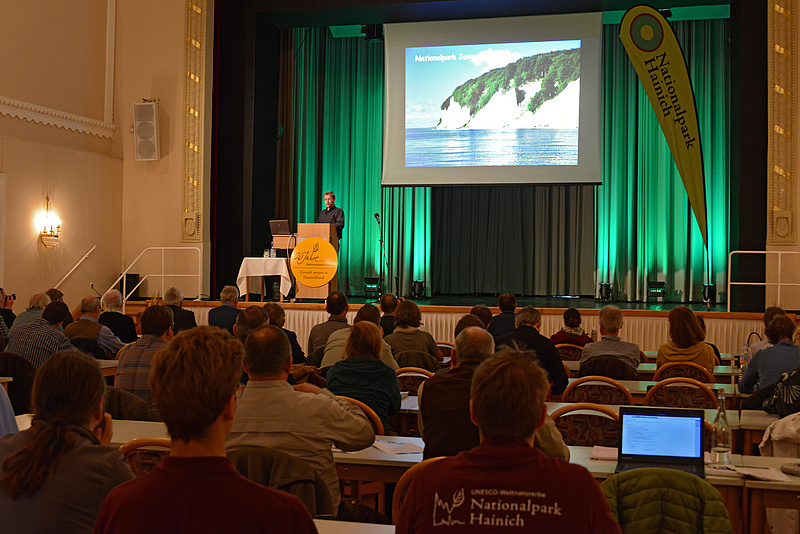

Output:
xmin=295 ymin=223 xmax=339 ymax=299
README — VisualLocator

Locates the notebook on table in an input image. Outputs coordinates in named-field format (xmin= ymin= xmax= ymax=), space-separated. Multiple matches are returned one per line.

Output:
xmin=616 ymin=406 xmax=705 ymax=478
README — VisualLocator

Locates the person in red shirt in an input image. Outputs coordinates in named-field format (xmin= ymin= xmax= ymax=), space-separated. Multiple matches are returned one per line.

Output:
xmin=396 ymin=350 xmax=621 ymax=534
xmin=94 ymin=326 xmax=317 ymax=534
xmin=550 ymin=307 xmax=593 ymax=347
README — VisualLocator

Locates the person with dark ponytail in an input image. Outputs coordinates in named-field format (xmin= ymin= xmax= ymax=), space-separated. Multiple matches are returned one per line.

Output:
xmin=0 ymin=350 xmax=133 ymax=533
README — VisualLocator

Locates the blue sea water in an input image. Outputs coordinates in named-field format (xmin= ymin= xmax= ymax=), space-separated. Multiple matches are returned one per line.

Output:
xmin=405 ymin=128 xmax=578 ymax=167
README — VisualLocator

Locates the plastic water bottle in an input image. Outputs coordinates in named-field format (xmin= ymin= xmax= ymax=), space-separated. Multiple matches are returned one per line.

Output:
xmin=711 ymin=388 xmax=732 ymax=465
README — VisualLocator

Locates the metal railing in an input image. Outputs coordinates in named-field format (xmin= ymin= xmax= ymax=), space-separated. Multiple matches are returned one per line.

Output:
xmin=727 ymin=250 xmax=800 ymax=312
xmin=106 ymin=247 xmax=202 ymax=312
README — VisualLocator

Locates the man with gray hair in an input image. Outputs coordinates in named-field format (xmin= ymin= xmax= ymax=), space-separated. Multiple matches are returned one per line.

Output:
xmin=9 ymin=293 xmax=50 ymax=333
xmin=496 ymin=306 xmax=567 ymax=394
xmin=226 ymin=325 xmax=374 ymax=510
xmin=164 ymin=286 xmax=197 ymax=333
xmin=579 ymin=305 xmax=641 ymax=372
xmin=98 ymin=290 xmax=138 ymax=343
xmin=208 ymin=285 xmax=239 ymax=335
xmin=64 ymin=296 xmax=124 ymax=355
xmin=418 ymin=327 xmax=569 ymax=461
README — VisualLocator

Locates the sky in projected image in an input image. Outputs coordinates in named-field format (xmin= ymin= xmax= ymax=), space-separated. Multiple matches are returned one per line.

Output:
xmin=405 ymin=40 xmax=579 ymax=129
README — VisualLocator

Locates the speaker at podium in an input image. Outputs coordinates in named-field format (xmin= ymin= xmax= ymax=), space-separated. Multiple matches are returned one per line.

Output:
xmin=291 ymin=223 xmax=339 ymax=299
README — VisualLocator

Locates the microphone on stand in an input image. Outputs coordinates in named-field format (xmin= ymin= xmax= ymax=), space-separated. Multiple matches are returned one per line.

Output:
xmin=374 ymin=213 xmax=381 ymax=223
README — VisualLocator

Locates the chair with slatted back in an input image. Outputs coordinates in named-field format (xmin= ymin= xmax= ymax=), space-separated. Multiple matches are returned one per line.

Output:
xmin=561 ymin=375 xmax=634 ymax=405
xmin=119 ymin=437 xmax=172 ymax=477
xmin=394 ymin=350 xmax=440 ymax=373
xmin=644 ymin=377 xmax=718 ymax=409
xmin=436 ymin=342 xmax=453 ymax=363
xmin=577 ymin=356 xmax=638 ymax=380
xmin=653 ymin=361 xmax=714 ymax=383
xmin=555 ymin=343 xmax=584 ymax=361
xmin=396 ymin=367 xmax=434 ymax=396
xmin=550 ymin=402 xmax=620 ymax=447
xmin=337 ymin=395 xmax=384 ymax=435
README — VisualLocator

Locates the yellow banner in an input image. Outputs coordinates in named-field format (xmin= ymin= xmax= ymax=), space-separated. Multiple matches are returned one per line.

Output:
xmin=290 ymin=237 xmax=339 ymax=288
xmin=619 ymin=5 xmax=708 ymax=247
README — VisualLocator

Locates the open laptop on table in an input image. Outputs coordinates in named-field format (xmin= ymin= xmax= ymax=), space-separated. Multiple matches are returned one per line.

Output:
xmin=269 ymin=219 xmax=291 ymax=236
xmin=616 ymin=406 xmax=705 ymax=478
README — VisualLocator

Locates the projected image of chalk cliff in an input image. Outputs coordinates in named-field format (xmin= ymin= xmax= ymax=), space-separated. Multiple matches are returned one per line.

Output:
xmin=405 ymin=41 xmax=580 ymax=167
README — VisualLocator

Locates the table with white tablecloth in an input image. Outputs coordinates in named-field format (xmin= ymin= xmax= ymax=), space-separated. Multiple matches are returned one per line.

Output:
xmin=236 ymin=257 xmax=293 ymax=300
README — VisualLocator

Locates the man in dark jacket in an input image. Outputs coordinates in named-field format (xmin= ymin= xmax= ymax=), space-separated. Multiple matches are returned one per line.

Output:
xmin=496 ymin=306 xmax=568 ymax=395
xmin=164 ymin=286 xmax=197 ymax=334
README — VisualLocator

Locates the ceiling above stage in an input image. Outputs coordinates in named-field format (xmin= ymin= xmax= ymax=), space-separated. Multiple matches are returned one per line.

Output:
xmin=256 ymin=0 xmax=730 ymax=28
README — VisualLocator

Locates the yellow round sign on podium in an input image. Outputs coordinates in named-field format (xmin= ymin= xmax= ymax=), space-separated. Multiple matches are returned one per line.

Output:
xmin=289 ymin=237 xmax=339 ymax=288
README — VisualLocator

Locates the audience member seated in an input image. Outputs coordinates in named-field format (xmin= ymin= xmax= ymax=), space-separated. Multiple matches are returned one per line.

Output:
xmin=496 ymin=306 xmax=568 ymax=395
xmin=379 ymin=293 xmax=398 ymax=336
xmin=307 ymin=291 xmax=350 ymax=365
xmin=98 ymin=290 xmax=138 ymax=344
xmin=207 ymin=285 xmax=240 ymax=335
xmin=233 ymin=305 xmax=270 ymax=385
xmin=9 ymin=293 xmax=50 ymax=333
xmin=419 ymin=327 xmax=569 ymax=461
xmin=385 ymin=300 xmax=438 ymax=360
xmin=115 ymin=305 xmax=174 ymax=419
xmin=0 ymin=288 xmax=16 ymax=329
xmin=321 ymin=304 xmax=397 ymax=370
xmin=6 ymin=301 xmax=74 ymax=369
xmin=739 ymin=315 xmax=800 ymax=394
xmin=550 ymin=308 xmax=593 ymax=347
xmin=226 ymin=325 xmax=374 ymax=511
xmin=579 ymin=305 xmax=641 ymax=374
xmin=0 ymin=316 xmax=7 ymax=339
xmin=163 ymin=286 xmax=197 ymax=334
xmin=326 ymin=321 xmax=401 ymax=431
xmin=44 ymin=288 xmax=73 ymax=328
xmin=0 ymin=351 xmax=134 ymax=533
xmin=395 ymin=351 xmax=621 ymax=534
xmin=656 ymin=306 xmax=716 ymax=372
xmin=469 ymin=304 xmax=492 ymax=329
xmin=64 ymin=296 xmax=125 ymax=357
xmin=696 ymin=315 xmax=721 ymax=364
xmin=264 ymin=302 xmax=306 ymax=364
xmin=487 ymin=292 xmax=517 ymax=340
xmin=95 ymin=326 xmax=317 ymax=534
xmin=750 ymin=306 xmax=787 ymax=355
xmin=454 ymin=314 xmax=485 ymax=338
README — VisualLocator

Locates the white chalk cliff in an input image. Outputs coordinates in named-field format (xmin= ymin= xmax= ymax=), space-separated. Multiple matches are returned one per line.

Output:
xmin=435 ymin=79 xmax=580 ymax=130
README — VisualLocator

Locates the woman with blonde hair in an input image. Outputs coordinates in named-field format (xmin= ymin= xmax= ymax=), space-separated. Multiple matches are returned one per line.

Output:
xmin=0 ymin=351 xmax=133 ymax=533
xmin=656 ymin=306 xmax=716 ymax=372
xmin=326 ymin=321 xmax=401 ymax=431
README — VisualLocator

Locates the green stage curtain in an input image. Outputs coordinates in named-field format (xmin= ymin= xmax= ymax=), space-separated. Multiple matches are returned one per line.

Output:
xmin=292 ymin=29 xmax=431 ymax=296
xmin=598 ymin=19 xmax=730 ymax=302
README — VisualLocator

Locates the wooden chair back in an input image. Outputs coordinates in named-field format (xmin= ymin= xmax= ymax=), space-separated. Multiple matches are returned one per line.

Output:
xmin=550 ymin=402 xmax=620 ymax=447
xmin=562 ymin=375 xmax=634 ymax=405
xmin=391 ymin=457 xmax=446 ymax=523
xmin=436 ymin=342 xmax=453 ymax=362
xmin=653 ymin=361 xmax=714 ymax=383
xmin=643 ymin=377 xmax=718 ymax=409
xmin=337 ymin=395 xmax=385 ymax=435
xmin=119 ymin=437 xmax=172 ymax=477
xmin=555 ymin=343 xmax=584 ymax=361
xmin=576 ymin=356 xmax=637 ymax=380
xmin=396 ymin=367 xmax=434 ymax=396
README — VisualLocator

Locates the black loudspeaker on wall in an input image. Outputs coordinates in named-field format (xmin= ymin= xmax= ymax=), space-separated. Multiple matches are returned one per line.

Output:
xmin=133 ymin=102 xmax=161 ymax=161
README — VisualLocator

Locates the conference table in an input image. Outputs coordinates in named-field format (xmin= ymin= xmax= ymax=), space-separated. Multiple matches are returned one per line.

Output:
xmin=0 ymin=376 xmax=10 ymax=392
xmin=739 ymin=410 xmax=780 ymax=456
xmin=314 ymin=519 xmax=393 ymax=533
xmin=236 ymin=257 xmax=293 ymax=301
xmin=563 ymin=361 xmax=739 ymax=383
xmin=98 ymin=359 xmax=118 ymax=378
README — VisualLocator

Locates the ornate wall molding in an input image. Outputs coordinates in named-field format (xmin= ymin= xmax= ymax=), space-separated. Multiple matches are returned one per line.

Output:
xmin=0 ymin=96 xmax=115 ymax=138
xmin=181 ymin=0 xmax=207 ymax=243
xmin=768 ymin=1 xmax=797 ymax=245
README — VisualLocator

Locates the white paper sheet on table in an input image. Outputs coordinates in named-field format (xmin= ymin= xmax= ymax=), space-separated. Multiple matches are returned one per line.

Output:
xmin=373 ymin=439 xmax=423 ymax=454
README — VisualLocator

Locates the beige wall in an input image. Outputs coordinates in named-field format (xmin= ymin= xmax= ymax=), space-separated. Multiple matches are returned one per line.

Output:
xmin=0 ymin=0 xmax=205 ymax=315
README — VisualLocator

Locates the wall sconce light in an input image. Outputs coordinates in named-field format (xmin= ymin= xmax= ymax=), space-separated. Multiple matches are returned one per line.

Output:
xmin=36 ymin=196 xmax=61 ymax=247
